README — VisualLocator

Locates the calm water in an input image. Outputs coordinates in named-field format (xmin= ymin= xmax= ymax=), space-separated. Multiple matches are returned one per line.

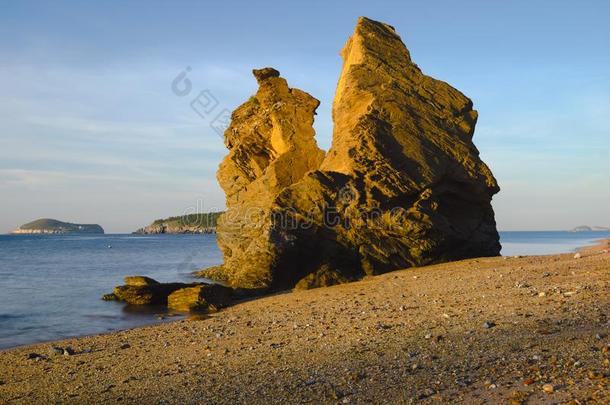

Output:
xmin=499 ymin=231 xmax=610 ymax=256
xmin=0 ymin=231 xmax=609 ymax=350
xmin=0 ymin=234 xmax=222 ymax=350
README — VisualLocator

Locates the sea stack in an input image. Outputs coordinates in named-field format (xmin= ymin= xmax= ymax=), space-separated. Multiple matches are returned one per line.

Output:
xmin=203 ymin=67 xmax=325 ymax=288
xmin=200 ymin=17 xmax=500 ymax=290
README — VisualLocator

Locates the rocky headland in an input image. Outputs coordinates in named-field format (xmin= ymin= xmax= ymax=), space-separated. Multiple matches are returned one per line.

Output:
xmin=10 ymin=218 xmax=104 ymax=235
xmin=133 ymin=213 xmax=221 ymax=234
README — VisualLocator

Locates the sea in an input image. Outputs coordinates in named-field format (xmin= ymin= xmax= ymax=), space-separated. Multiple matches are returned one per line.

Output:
xmin=1 ymin=231 xmax=609 ymax=350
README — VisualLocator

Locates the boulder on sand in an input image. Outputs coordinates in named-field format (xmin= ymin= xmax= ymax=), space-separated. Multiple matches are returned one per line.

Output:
xmin=167 ymin=284 xmax=233 ymax=312
xmin=111 ymin=276 xmax=201 ymax=306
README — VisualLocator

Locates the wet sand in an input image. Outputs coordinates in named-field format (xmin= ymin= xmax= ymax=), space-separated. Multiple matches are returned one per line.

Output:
xmin=1 ymin=240 xmax=608 ymax=404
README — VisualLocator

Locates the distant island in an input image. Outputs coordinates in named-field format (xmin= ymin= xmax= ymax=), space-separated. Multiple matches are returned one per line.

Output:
xmin=133 ymin=212 xmax=222 ymax=234
xmin=570 ymin=225 xmax=610 ymax=232
xmin=11 ymin=218 xmax=104 ymax=234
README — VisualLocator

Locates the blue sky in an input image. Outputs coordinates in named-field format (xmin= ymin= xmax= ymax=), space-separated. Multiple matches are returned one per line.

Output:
xmin=1 ymin=0 xmax=609 ymax=233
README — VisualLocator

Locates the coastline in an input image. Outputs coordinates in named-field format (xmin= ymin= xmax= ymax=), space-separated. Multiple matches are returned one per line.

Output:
xmin=1 ymin=240 xmax=608 ymax=403
xmin=578 ymin=238 xmax=610 ymax=255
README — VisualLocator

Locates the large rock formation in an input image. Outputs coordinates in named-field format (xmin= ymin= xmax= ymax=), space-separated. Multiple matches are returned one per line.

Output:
xmin=206 ymin=67 xmax=325 ymax=288
xmin=200 ymin=17 xmax=500 ymax=291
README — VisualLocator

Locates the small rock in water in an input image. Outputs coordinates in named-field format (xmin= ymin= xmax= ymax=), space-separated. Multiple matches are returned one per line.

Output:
xmin=483 ymin=321 xmax=496 ymax=329
xmin=542 ymin=383 xmax=554 ymax=393
xmin=573 ymin=253 xmax=582 ymax=259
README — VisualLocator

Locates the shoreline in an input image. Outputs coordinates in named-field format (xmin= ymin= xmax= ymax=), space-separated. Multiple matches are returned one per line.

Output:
xmin=1 ymin=240 xmax=608 ymax=403
xmin=2 ymin=237 xmax=607 ymax=353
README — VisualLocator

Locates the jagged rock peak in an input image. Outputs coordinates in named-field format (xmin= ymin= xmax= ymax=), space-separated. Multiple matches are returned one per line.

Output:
xmin=252 ymin=67 xmax=280 ymax=83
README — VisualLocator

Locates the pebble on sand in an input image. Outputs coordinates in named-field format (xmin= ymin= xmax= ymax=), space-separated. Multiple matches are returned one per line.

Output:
xmin=51 ymin=347 xmax=64 ymax=355
xmin=542 ymin=383 xmax=554 ymax=393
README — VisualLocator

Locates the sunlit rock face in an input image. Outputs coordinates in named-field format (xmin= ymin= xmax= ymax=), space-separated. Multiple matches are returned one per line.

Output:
xmin=202 ymin=17 xmax=500 ymax=291
xmin=208 ymin=67 xmax=325 ymax=289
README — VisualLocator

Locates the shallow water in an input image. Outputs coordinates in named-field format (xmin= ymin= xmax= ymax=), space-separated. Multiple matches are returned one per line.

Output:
xmin=499 ymin=230 xmax=610 ymax=256
xmin=0 ymin=231 xmax=608 ymax=350
xmin=0 ymin=234 xmax=221 ymax=350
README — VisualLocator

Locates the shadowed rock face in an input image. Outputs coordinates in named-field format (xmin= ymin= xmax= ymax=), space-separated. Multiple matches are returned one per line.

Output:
xmin=202 ymin=17 xmax=500 ymax=291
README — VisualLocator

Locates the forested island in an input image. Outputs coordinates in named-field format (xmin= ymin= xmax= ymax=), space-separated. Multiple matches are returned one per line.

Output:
xmin=11 ymin=219 xmax=104 ymax=234
xmin=133 ymin=212 xmax=222 ymax=234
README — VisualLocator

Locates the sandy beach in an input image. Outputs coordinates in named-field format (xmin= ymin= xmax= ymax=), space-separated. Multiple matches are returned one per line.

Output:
xmin=1 ymin=240 xmax=608 ymax=404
